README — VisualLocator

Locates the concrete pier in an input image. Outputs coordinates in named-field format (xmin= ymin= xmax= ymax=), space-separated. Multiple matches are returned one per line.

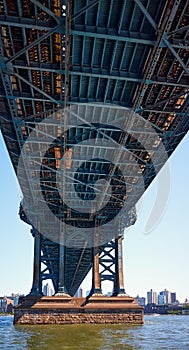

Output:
xmin=14 ymin=295 xmax=143 ymax=325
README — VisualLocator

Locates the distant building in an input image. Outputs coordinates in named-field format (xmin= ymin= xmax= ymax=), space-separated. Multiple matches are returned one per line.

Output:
xmin=147 ymin=289 xmax=158 ymax=304
xmin=0 ymin=297 xmax=14 ymax=313
xmin=158 ymin=293 xmax=166 ymax=304
xmin=0 ymin=297 xmax=6 ymax=312
xmin=171 ymin=292 xmax=177 ymax=304
xmin=5 ymin=297 xmax=14 ymax=313
xmin=136 ymin=295 xmax=146 ymax=306
xmin=159 ymin=289 xmax=172 ymax=304
xmin=74 ymin=287 xmax=83 ymax=297
xmin=43 ymin=283 xmax=53 ymax=296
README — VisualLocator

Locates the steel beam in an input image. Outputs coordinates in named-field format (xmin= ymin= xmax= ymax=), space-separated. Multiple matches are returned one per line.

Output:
xmin=147 ymin=79 xmax=189 ymax=89
xmin=70 ymin=69 xmax=142 ymax=82
xmin=0 ymin=15 xmax=55 ymax=30
xmin=143 ymin=109 xmax=185 ymax=115
xmin=171 ymin=44 xmax=189 ymax=50
xmin=0 ymin=94 xmax=58 ymax=103
xmin=71 ymin=29 xmax=156 ymax=46
xmin=13 ymin=62 xmax=61 ymax=73
xmin=167 ymin=25 xmax=189 ymax=37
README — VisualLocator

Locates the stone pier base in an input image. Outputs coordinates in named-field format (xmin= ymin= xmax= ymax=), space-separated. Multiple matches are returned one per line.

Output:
xmin=14 ymin=295 xmax=143 ymax=325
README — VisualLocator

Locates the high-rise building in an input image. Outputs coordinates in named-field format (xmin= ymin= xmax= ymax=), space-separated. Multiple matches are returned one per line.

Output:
xmin=147 ymin=289 xmax=158 ymax=304
xmin=158 ymin=293 xmax=166 ymax=304
xmin=136 ymin=295 xmax=146 ymax=306
xmin=159 ymin=289 xmax=172 ymax=304
xmin=171 ymin=292 xmax=177 ymax=304
xmin=43 ymin=283 xmax=53 ymax=296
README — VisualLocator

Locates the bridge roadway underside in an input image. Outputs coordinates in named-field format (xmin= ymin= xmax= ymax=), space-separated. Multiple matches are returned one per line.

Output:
xmin=0 ymin=0 xmax=189 ymax=323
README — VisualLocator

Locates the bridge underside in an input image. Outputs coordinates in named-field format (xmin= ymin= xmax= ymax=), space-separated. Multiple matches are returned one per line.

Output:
xmin=0 ymin=0 xmax=189 ymax=300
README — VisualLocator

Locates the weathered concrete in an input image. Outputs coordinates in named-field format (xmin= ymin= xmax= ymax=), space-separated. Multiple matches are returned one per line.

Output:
xmin=14 ymin=295 xmax=143 ymax=325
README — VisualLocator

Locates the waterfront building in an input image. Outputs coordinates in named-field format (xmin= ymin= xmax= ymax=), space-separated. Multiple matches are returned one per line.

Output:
xmin=171 ymin=292 xmax=177 ymax=303
xmin=0 ymin=297 xmax=6 ymax=312
xmin=136 ymin=295 xmax=146 ymax=306
xmin=159 ymin=289 xmax=172 ymax=304
xmin=158 ymin=293 xmax=166 ymax=304
xmin=0 ymin=297 xmax=15 ymax=313
xmin=147 ymin=289 xmax=158 ymax=304
xmin=43 ymin=283 xmax=53 ymax=296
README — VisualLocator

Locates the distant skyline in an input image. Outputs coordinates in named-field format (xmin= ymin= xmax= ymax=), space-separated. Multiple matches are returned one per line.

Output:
xmin=0 ymin=131 xmax=189 ymax=302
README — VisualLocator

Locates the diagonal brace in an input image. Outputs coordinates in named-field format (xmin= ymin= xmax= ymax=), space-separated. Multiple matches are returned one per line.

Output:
xmin=30 ymin=0 xmax=59 ymax=22
xmin=134 ymin=1 xmax=189 ymax=76
xmin=134 ymin=0 xmax=157 ymax=31
xmin=71 ymin=0 xmax=100 ymax=20
xmin=12 ymin=71 xmax=63 ymax=106
xmin=6 ymin=22 xmax=65 ymax=64
xmin=163 ymin=37 xmax=189 ymax=76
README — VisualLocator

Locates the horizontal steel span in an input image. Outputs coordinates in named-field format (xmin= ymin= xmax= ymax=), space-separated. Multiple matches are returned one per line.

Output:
xmin=0 ymin=0 xmax=189 ymax=296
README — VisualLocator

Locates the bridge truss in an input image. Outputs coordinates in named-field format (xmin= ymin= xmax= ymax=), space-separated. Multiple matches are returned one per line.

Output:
xmin=0 ymin=0 xmax=189 ymax=296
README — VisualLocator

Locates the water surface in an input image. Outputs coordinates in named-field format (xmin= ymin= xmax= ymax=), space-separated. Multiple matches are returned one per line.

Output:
xmin=0 ymin=315 xmax=189 ymax=349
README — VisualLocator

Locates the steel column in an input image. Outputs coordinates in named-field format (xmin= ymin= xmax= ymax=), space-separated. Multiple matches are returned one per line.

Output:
xmin=91 ymin=246 xmax=102 ymax=295
xmin=30 ymin=228 xmax=42 ymax=295
xmin=113 ymin=236 xmax=126 ymax=296
xmin=56 ymin=243 xmax=69 ymax=295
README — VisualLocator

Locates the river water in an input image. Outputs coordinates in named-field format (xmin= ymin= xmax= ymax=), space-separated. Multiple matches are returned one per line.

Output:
xmin=0 ymin=315 xmax=188 ymax=349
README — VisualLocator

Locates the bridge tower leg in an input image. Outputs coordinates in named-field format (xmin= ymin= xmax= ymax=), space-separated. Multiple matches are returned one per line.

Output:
xmin=55 ymin=244 xmax=69 ymax=296
xmin=90 ymin=234 xmax=126 ymax=296
xmin=30 ymin=228 xmax=42 ymax=296
xmin=113 ymin=236 xmax=126 ymax=295
xmin=91 ymin=246 xmax=102 ymax=295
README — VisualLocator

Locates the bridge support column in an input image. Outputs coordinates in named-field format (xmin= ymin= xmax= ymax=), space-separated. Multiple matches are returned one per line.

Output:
xmin=113 ymin=235 xmax=126 ymax=296
xmin=55 ymin=243 xmax=69 ymax=296
xmin=30 ymin=228 xmax=42 ymax=296
xmin=91 ymin=246 xmax=102 ymax=295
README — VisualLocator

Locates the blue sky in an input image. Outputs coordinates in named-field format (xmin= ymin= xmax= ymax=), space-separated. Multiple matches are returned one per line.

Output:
xmin=0 ymin=131 xmax=188 ymax=302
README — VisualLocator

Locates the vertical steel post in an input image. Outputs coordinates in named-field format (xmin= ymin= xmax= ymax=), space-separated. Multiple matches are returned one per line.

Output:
xmin=91 ymin=245 xmax=102 ymax=295
xmin=113 ymin=235 xmax=126 ymax=295
xmin=56 ymin=243 xmax=69 ymax=295
xmin=30 ymin=228 xmax=42 ymax=295
xmin=91 ymin=225 xmax=102 ymax=295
